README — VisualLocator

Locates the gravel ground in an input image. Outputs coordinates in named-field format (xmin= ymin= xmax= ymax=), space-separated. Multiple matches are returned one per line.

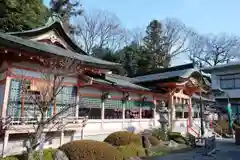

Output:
xmin=147 ymin=138 xmax=240 ymax=160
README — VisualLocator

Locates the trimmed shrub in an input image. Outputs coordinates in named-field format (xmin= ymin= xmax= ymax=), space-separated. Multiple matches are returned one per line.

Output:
xmin=148 ymin=136 xmax=160 ymax=146
xmin=59 ymin=140 xmax=123 ymax=160
xmin=117 ymin=143 xmax=145 ymax=160
xmin=104 ymin=131 xmax=142 ymax=146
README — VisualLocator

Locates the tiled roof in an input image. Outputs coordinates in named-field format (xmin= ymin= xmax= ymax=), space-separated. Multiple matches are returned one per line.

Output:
xmin=131 ymin=68 xmax=200 ymax=83
xmin=203 ymin=62 xmax=240 ymax=73
xmin=192 ymin=94 xmax=215 ymax=102
xmin=0 ymin=32 xmax=120 ymax=69
xmin=7 ymin=14 xmax=87 ymax=55
xmin=133 ymin=63 xmax=195 ymax=77
xmin=93 ymin=74 xmax=149 ymax=91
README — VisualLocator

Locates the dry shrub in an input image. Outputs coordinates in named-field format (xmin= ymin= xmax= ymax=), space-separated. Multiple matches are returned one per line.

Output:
xmin=59 ymin=140 xmax=123 ymax=160
xmin=104 ymin=131 xmax=142 ymax=146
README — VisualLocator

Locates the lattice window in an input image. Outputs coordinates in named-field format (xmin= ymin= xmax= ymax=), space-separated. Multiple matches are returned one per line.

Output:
xmin=104 ymin=100 xmax=122 ymax=119
xmin=24 ymin=103 xmax=40 ymax=118
xmin=56 ymin=86 xmax=77 ymax=104
xmin=79 ymin=97 xmax=101 ymax=108
xmin=125 ymin=101 xmax=140 ymax=109
xmin=142 ymin=101 xmax=154 ymax=109
xmin=104 ymin=100 xmax=122 ymax=109
xmin=8 ymin=79 xmax=22 ymax=102
xmin=56 ymin=104 xmax=75 ymax=117
xmin=79 ymin=97 xmax=102 ymax=119
xmin=141 ymin=101 xmax=154 ymax=119
xmin=7 ymin=102 xmax=21 ymax=119
xmin=7 ymin=80 xmax=23 ymax=118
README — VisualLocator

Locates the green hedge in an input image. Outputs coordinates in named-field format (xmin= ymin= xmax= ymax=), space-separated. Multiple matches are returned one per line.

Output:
xmin=59 ymin=140 xmax=123 ymax=160
xmin=117 ymin=143 xmax=145 ymax=160
xmin=104 ymin=131 xmax=142 ymax=146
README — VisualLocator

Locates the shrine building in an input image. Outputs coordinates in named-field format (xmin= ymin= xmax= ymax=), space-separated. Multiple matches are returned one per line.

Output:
xmin=0 ymin=15 xmax=210 ymax=156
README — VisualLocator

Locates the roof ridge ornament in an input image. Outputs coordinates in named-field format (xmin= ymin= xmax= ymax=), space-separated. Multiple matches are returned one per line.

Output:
xmin=45 ymin=12 xmax=63 ymax=26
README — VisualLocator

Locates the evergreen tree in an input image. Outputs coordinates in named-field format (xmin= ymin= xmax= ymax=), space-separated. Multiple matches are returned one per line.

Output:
xmin=121 ymin=43 xmax=139 ymax=77
xmin=50 ymin=0 xmax=83 ymax=33
xmin=143 ymin=20 xmax=170 ymax=71
xmin=0 ymin=0 xmax=49 ymax=32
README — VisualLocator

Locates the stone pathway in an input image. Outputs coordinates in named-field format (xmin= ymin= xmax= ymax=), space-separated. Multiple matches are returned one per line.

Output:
xmin=148 ymin=139 xmax=240 ymax=160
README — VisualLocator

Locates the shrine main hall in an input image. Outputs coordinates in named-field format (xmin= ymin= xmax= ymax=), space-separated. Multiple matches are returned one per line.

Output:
xmin=0 ymin=15 xmax=211 ymax=156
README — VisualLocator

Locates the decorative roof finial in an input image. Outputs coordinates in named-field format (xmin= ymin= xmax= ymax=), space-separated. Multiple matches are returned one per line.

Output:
xmin=45 ymin=12 xmax=63 ymax=26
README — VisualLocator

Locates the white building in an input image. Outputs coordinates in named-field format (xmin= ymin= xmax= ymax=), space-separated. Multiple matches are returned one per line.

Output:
xmin=203 ymin=62 xmax=240 ymax=116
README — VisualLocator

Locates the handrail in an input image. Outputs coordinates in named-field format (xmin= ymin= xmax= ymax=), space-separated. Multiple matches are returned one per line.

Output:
xmin=1 ymin=116 xmax=87 ymax=126
xmin=192 ymin=120 xmax=222 ymax=138
xmin=189 ymin=126 xmax=200 ymax=137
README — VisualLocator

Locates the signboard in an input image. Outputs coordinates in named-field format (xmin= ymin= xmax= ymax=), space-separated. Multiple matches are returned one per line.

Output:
xmin=127 ymin=126 xmax=136 ymax=133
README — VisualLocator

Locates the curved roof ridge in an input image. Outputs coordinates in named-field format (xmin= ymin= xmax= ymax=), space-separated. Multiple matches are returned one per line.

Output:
xmin=6 ymin=13 xmax=87 ymax=55
xmin=7 ymin=13 xmax=61 ymax=35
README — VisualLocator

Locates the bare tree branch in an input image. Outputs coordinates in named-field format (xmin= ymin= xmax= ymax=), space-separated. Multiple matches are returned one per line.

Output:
xmin=10 ymin=56 xmax=91 ymax=160
xmin=162 ymin=18 xmax=190 ymax=58
xmin=74 ymin=9 xmax=127 ymax=54
xmin=188 ymin=32 xmax=240 ymax=67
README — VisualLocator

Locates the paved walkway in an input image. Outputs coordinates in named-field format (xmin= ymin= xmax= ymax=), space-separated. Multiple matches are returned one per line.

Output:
xmin=149 ymin=139 xmax=240 ymax=160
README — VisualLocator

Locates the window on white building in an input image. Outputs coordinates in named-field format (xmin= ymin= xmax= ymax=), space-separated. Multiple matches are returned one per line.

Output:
xmin=220 ymin=73 xmax=240 ymax=89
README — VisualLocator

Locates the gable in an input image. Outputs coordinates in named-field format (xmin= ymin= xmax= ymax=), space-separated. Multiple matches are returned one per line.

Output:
xmin=30 ymin=30 xmax=75 ymax=51
xmin=7 ymin=15 xmax=87 ymax=55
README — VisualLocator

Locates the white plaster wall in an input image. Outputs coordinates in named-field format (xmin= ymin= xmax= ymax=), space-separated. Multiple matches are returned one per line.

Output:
xmin=1 ymin=132 xmax=74 ymax=156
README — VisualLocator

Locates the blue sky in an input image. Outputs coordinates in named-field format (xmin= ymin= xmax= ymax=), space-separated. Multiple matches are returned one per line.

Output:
xmin=43 ymin=0 xmax=240 ymax=65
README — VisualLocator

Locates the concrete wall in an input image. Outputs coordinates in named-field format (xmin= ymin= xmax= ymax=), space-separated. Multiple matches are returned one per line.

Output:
xmin=211 ymin=67 xmax=240 ymax=99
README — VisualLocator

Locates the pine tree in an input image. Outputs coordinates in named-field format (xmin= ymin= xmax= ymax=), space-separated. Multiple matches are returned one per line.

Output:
xmin=143 ymin=20 xmax=170 ymax=70
xmin=50 ymin=0 xmax=83 ymax=33
xmin=122 ymin=43 xmax=139 ymax=77
xmin=0 ymin=0 xmax=49 ymax=32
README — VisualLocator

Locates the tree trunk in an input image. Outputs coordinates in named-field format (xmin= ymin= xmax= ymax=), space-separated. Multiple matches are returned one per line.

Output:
xmin=27 ymin=112 xmax=46 ymax=160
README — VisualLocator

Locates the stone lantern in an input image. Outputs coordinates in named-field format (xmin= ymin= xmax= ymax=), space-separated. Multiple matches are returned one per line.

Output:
xmin=156 ymin=100 xmax=170 ymax=139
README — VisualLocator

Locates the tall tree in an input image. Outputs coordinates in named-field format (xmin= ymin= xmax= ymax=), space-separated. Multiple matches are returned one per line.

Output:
xmin=0 ymin=0 xmax=49 ymax=32
xmin=74 ymin=9 xmax=127 ymax=54
xmin=143 ymin=20 xmax=169 ymax=71
xmin=162 ymin=18 xmax=190 ymax=58
xmin=120 ymin=42 xmax=140 ymax=76
xmin=188 ymin=33 xmax=240 ymax=67
xmin=92 ymin=46 xmax=120 ymax=63
xmin=50 ymin=0 xmax=83 ymax=33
